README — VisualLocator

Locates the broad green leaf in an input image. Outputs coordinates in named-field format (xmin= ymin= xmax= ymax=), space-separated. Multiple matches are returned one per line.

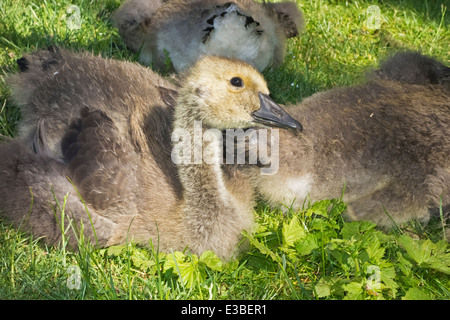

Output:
xmin=402 ymin=288 xmax=433 ymax=300
xmin=341 ymin=221 xmax=377 ymax=240
xmin=315 ymin=278 xmax=331 ymax=298
xmin=164 ymin=251 xmax=201 ymax=288
xmin=163 ymin=251 xmax=187 ymax=272
xmin=315 ymin=277 xmax=348 ymax=299
xmin=426 ymin=255 xmax=450 ymax=275
xmin=130 ymin=249 xmax=149 ymax=266
xmin=295 ymin=233 xmax=319 ymax=256
xmin=199 ymin=250 xmax=223 ymax=272
xmin=365 ymin=236 xmax=386 ymax=262
xmin=310 ymin=218 xmax=330 ymax=231
xmin=396 ymin=251 xmax=413 ymax=276
xmin=379 ymin=265 xmax=398 ymax=298
xmin=398 ymin=235 xmax=431 ymax=265
xmin=427 ymin=240 xmax=450 ymax=274
xmin=282 ymin=216 xmax=306 ymax=247
xmin=306 ymin=200 xmax=331 ymax=217
xmin=177 ymin=262 xmax=199 ymax=288
xmin=343 ymin=280 xmax=364 ymax=300
xmin=398 ymin=235 xmax=450 ymax=274
xmin=224 ymin=258 xmax=240 ymax=272
xmin=131 ymin=250 xmax=165 ymax=272
xmin=106 ymin=245 xmax=126 ymax=256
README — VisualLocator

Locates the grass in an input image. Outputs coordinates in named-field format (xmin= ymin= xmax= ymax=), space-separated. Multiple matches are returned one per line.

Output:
xmin=0 ymin=0 xmax=449 ymax=300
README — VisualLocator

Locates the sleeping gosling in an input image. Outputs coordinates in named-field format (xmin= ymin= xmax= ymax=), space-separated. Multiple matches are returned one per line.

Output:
xmin=113 ymin=0 xmax=304 ymax=72
xmin=249 ymin=51 xmax=450 ymax=229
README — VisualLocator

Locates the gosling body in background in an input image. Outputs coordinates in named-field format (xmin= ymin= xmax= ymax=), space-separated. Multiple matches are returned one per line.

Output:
xmin=2 ymin=48 xmax=185 ymax=251
xmin=251 ymin=52 xmax=450 ymax=227
xmin=9 ymin=47 xmax=178 ymax=160
xmin=113 ymin=0 xmax=304 ymax=72
xmin=0 ymin=49 xmax=301 ymax=260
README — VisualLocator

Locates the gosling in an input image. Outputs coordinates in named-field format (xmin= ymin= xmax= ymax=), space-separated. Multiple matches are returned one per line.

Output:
xmin=9 ymin=46 xmax=178 ymax=160
xmin=250 ymin=51 xmax=450 ymax=228
xmin=113 ymin=0 xmax=304 ymax=72
xmin=0 ymin=50 xmax=301 ymax=260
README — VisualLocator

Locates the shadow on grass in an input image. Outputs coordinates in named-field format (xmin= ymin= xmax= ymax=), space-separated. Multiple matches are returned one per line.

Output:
xmin=381 ymin=0 xmax=449 ymax=25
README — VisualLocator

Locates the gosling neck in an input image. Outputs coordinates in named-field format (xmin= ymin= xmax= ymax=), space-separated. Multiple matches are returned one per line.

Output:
xmin=173 ymin=98 xmax=233 ymax=213
xmin=173 ymin=95 xmax=241 ymax=257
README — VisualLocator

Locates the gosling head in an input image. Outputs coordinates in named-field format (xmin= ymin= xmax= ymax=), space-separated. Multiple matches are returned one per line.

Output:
xmin=176 ymin=56 xmax=302 ymax=132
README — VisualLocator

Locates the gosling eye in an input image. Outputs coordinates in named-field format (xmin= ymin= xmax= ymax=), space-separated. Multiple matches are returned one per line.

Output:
xmin=230 ymin=77 xmax=244 ymax=88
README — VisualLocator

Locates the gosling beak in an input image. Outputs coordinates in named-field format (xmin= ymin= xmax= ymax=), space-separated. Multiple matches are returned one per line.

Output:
xmin=252 ymin=93 xmax=303 ymax=132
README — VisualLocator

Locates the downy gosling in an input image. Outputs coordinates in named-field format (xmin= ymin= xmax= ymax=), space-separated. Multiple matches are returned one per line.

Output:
xmin=113 ymin=0 xmax=304 ymax=72
xmin=0 ymin=49 xmax=301 ymax=260
xmin=249 ymin=51 xmax=450 ymax=228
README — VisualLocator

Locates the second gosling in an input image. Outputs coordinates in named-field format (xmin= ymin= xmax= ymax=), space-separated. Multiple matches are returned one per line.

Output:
xmin=113 ymin=0 xmax=304 ymax=72
xmin=250 ymin=52 xmax=450 ymax=228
